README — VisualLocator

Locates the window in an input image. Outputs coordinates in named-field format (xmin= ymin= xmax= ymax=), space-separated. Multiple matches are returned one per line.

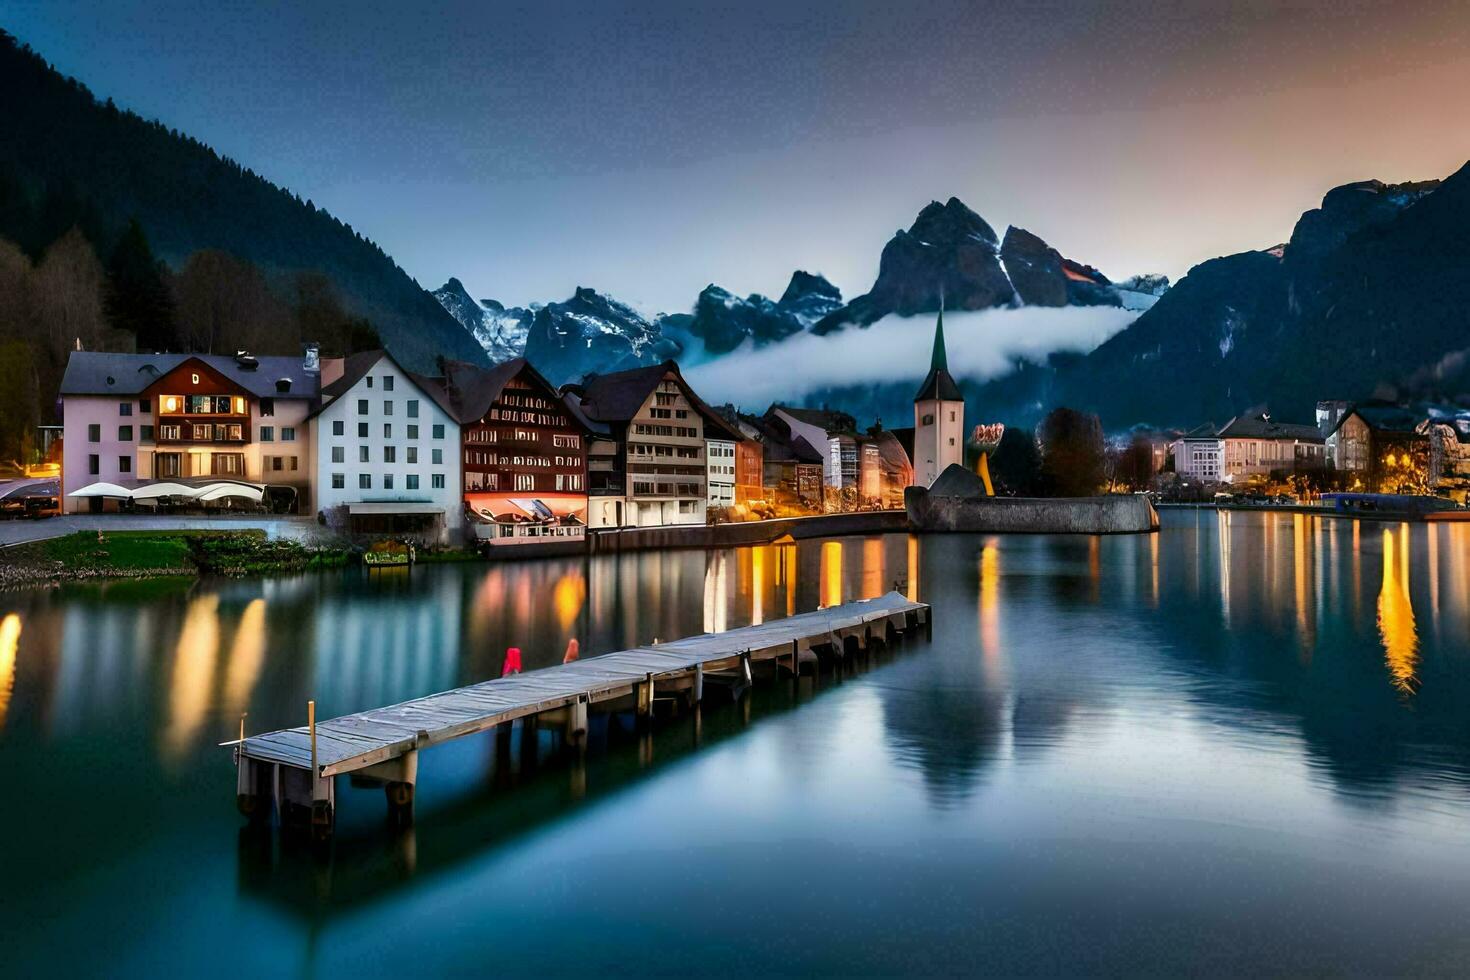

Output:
xmin=118 ymin=425 xmax=133 ymax=441
xmin=514 ymin=474 xmax=535 ymax=492
xmin=406 ymin=474 xmax=419 ymax=490
xmin=407 ymin=399 xmax=419 ymax=418
xmin=383 ymin=376 xmax=394 ymax=392
xmin=332 ymin=474 xmax=345 ymax=489
xmin=432 ymin=448 xmax=443 ymax=465
xmin=950 ymin=411 xmax=956 ymax=422
xmin=332 ymin=446 xmax=344 ymax=463
xmin=433 ymin=424 xmax=445 ymax=439
xmin=88 ymin=454 xmax=99 ymax=475
xmin=383 ymin=474 xmax=394 ymax=490
xmin=366 ymin=376 xmax=373 ymax=388
xmin=407 ymin=424 xmax=418 ymax=439
xmin=922 ymin=414 xmax=934 ymax=426
xmin=270 ymin=456 xmax=283 ymax=472
xmin=553 ymin=434 xmax=580 ymax=448
xmin=431 ymin=474 xmax=445 ymax=489
xmin=156 ymin=453 xmax=181 ymax=477
xmin=140 ymin=425 xmax=153 ymax=440
xmin=211 ymin=453 xmax=244 ymax=476
xmin=276 ymin=379 xmax=291 ymax=394
xmin=407 ymin=447 xmax=417 ymax=464
xmin=160 ymin=424 xmax=182 ymax=440
xmin=358 ymin=422 xmax=369 ymax=437
xmin=119 ymin=402 xmax=132 ymax=417
xmin=383 ymin=423 xmax=392 ymax=439
xmin=281 ymin=427 xmax=296 ymax=441
xmin=359 ymin=473 xmax=372 ymax=489
xmin=383 ymin=400 xmax=393 ymax=416
xmin=358 ymin=399 xmax=369 ymax=415
xmin=139 ymin=398 xmax=150 ymax=413
xmin=260 ymin=398 xmax=275 ymax=417
xmin=949 ymin=438 xmax=955 ymax=446
xmin=260 ymin=426 xmax=274 ymax=442
xmin=88 ymin=424 xmax=100 ymax=443
xmin=333 ymin=420 xmax=344 ymax=436
xmin=359 ymin=446 xmax=370 ymax=463
xmin=384 ymin=446 xmax=396 ymax=463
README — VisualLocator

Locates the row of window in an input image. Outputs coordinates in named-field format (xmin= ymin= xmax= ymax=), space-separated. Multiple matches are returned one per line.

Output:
xmin=648 ymin=408 xmax=690 ymax=420
xmin=331 ymin=446 xmax=444 ymax=465
xmin=89 ymin=423 xmax=295 ymax=442
xmin=463 ymin=472 xmax=585 ymax=493
xmin=364 ymin=375 xmax=395 ymax=390
xmin=631 ymin=423 xmax=699 ymax=438
xmin=357 ymin=398 xmax=420 ymax=417
xmin=331 ymin=420 xmax=444 ymax=439
xmin=628 ymin=443 xmax=700 ymax=458
xmin=330 ymin=472 xmax=444 ymax=490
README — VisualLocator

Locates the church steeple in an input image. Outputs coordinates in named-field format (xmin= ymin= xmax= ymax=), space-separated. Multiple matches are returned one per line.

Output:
xmin=930 ymin=300 xmax=948 ymax=374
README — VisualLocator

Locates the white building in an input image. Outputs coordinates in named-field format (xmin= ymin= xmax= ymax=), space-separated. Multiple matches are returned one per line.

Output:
xmin=706 ymin=437 xmax=736 ymax=509
xmin=308 ymin=350 xmax=462 ymax=542
xmin=1171 ymin=423 xmax=1222 ymax=483
xmin=912 ymin=308 xmax=964 ymax=487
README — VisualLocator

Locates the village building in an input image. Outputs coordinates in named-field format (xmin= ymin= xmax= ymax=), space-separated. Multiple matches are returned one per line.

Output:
xmin=912 ymin=307 xmax=965 ymax=487
xmin=59 ymin=350 xmax=318 ymax=512
xmin=1420 ymin=412 xmax=1470 ymax=502
xmin=566 ymin=361 xmax=743 ymax=528
xmin=706 ymin=435 xmax=737 ymax=510
xmin=1171 ymin=423 xmax=1222 ymax=483
xmin=1324 ymin=402 xmax=1429 ymax=492
xmin=765 ymin=406 xmax=858 ymax=490
xmin=1216 ymin=414 xmax=1325 ymax=484
xmin=417 ymin=358 xmax=593 ymax=547
xmin=307 ymin=350 xmax=462 ymax=541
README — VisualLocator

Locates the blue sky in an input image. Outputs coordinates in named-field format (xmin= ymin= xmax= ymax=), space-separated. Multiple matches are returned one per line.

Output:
xmin=8 ymin=0 xmax=1469 ymax=313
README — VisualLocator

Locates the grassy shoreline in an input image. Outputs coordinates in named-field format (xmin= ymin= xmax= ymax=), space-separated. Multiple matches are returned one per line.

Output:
xmin=0 ymin=530 xmax=365 ymax=590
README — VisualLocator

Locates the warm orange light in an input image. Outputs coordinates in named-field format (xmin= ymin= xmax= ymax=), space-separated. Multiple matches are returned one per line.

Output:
xmin=163 ymin=396 xmax=179 ymax=413
xmin=165 ymin=595 xmax=220 ymax=760
xmin=0 ymin=613 xmax=20 ymax=728
xmin=552 ymin=573 xmax=586 ymax=631
xmin=820 ymin=541 xmax=843 ymax=608
xmin=1378 ymin=528 xmax=1418 ymax=695
xmin=222 ymin=598 xmax=267 ymax=718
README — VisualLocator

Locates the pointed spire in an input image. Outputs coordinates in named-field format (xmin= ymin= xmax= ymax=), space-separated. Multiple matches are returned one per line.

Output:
xmin=930 ymin=289 xmax=948 ymax=374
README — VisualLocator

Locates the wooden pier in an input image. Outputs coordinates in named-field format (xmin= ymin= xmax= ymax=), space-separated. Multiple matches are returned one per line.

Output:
xmin=228 ymin=591 xmax=930 ymax=839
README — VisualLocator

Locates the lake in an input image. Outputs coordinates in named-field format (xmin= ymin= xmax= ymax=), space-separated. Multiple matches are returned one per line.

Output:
xmin=2 ymin=510 xmax=1470 ymax=975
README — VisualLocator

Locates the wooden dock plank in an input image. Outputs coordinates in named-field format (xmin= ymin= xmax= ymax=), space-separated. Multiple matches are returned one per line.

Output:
xmin=238 ymin=592 xmax=926 ymax=777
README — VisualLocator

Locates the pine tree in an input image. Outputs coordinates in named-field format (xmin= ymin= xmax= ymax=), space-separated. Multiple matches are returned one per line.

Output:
xmin=104 ymin=217 xmax=177 ymax=351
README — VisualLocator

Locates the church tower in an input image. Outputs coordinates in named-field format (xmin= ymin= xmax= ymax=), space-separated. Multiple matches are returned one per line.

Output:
xmin=912 ymin=303 xmax=964 ymax=487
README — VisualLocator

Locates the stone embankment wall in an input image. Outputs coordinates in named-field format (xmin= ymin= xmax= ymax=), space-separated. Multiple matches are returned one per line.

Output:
xmin=588 ymin=510 xmax=908 ymax=555
xmin=906 ymin=488 xmax=1158 ymax=534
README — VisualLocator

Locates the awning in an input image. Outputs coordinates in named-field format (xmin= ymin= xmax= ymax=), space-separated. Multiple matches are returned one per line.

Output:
xmin=196 ymin=484 xmax=264 ymax=503
xmin=0 ymin=479 xmax=59 ymax=500
xmin=67 ymin=482 xmax=133 ymax=499
xmin=347 ymin=502 xmax=444 ymax=516
xmin=131 ymin=482 xmax=202 ymax=501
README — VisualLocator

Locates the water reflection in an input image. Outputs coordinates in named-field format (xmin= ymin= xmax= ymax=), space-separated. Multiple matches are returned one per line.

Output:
xmin=166 ymin=595 xmax=221 ymax=762
xmin=1378 ymin=527 xmax=1418 ymax=695
xmin=0 ymin=612 xmax=20 ymax=728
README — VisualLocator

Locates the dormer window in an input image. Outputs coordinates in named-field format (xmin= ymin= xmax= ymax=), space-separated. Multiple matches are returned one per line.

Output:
xmin=191 ymin=373 xmax=200 ymax=385
xmin=276 ymin=379 xmax=291 ymax=393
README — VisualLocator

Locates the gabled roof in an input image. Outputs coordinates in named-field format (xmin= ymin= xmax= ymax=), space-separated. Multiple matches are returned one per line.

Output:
xmin=738 ymin=411 xmax=824 ymax=464
xmin=1329 ymin=401 xmax=1425 ymax=438
xmin=767 ymin=405 xmax=857 ymax=435
xmin=1217 ymin=414 xmax=1322 ymax=442
xmin=60 ymin=351 xmax=318 ymax=399
xmin=1177 ymin=422 xmax=1218 ymax=440
xmin=573 ymin=360 xmax=742 ymax=440
xmin=308 ymin=349 xmax=458 ymax=421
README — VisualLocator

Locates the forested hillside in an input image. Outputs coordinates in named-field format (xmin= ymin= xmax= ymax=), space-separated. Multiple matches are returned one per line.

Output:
xmin=0 ymin=30 xmax=483 ymax=461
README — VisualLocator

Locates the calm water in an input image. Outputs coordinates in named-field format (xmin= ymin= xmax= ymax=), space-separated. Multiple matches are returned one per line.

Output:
xmin=3 ymin=511 xmax=1470 ymax=976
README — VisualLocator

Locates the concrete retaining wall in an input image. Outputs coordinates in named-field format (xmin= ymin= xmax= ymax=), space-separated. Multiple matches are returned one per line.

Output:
xmin=588 ymin=510 xmax=908 ymax=554
xmin=906 ymin=488 xmax=1158 ymax=534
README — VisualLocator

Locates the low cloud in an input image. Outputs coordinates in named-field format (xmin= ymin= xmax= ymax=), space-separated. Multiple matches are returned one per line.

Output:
xmin=684 ymin=305 xmax=1138 ymax=409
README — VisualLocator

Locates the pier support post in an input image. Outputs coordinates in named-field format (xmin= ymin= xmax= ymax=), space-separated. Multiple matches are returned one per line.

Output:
xmin=637 ymin=675 xmax=655 ymax=730
xmin=235 ymin=755 xmax=268 ymax=824
xmin=384 ymin=749 xmax=418 ymax=826
xmin=693 ymin=663 xmax=704 ymax=704
xmin=564 ymin=698 xmax=589 ymax=751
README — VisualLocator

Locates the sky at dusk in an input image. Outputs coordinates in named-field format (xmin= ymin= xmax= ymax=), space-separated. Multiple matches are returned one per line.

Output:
xmin=7 ymin=0 xmax=1470 ymax=314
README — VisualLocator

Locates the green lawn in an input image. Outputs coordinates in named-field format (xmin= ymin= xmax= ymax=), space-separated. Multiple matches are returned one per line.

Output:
xmin=38 ymin=530 xmax=209 ymax=571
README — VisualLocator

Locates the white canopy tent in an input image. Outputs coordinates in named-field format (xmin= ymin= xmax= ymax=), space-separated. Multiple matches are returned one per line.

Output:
xmin=130 ymin=482 xmax=202 ymax=501
xmin=67 ymin=482 xmax=133 ymax=499
xmin=196 ymin=484 xmax=264 ymax=504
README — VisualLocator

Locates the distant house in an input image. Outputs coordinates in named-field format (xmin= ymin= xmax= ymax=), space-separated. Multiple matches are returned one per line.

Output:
xmin=1324 ymin=402 xmax=1429 ymax=491
xmin=765 ymin=405 xmax=857 ymax=489
xmin=1170 ymin=423 xmax=1221 ymax=483
xmin=307 ymin=350 xmax=462 ymax=541
xmin=59 ymin=350 xmax=318 ymax=512
xmin=565 ymin=361 xmax=743 ymax=528
xmin=1217 ymin=414 xmax=1325 ymax=483
xmin=738 ymin=411 xmax=825 ymax=511
xmin=1420 ymin=411 xmax=1470 ymax=501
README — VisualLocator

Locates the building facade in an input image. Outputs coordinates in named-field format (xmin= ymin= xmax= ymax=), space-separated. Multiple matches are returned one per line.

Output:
xmin=1171 ymin=423 xmax=1221 ymax=483
xmin=424 ymin=359 xmax=590 ymax=546
xmin=569 ymin=362 xmax=742 ymax=528
xmin=912 ymin=308 xmax=964 ymax=487
xmin=1216 ymin=414 xmax=1325 ymax=483
xmin=1326 ymin=403 xmax=1429 ymax=492
xmin=59 ymin=351 xmax=317 ymax=512
xmin=308 ymin=350 xmax=462 ymax=540
xmin=706 ymin=437 xmax=737 ymax=509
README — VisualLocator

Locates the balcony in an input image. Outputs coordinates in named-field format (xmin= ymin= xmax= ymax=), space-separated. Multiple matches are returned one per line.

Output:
xmin=472 ymin=522 xmax=586 ymax=546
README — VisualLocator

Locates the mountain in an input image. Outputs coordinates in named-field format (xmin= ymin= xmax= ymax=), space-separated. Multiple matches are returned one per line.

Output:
xmin=432 ymin=278 xmax=533 ymax=362
xmin=0 ymin=31 xmax=485 ymax=373
xmin=683 ymin=271 xmax=843 ymax=356
xmin=813 ymin=197 xmax=1152 ymax=333
xmin=522 ymin=287 xmax=683 ymax=386
xmin=984 ymin=166 xmax=1470 ymax=429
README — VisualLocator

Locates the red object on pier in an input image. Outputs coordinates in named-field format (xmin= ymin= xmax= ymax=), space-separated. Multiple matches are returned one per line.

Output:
xmin=502 ymin=647 xmax=522 ymax=676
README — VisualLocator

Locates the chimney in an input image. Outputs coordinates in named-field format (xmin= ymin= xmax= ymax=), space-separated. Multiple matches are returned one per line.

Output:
xmin=303 ymin=342 xmax=321 ymax=374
